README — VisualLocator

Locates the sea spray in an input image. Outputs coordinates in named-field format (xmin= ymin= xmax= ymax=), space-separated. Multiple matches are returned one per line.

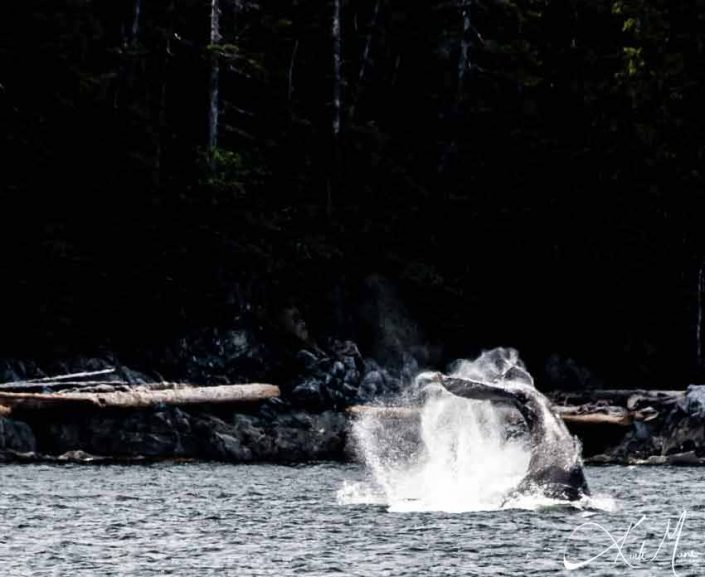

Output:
xmin=338 ymin=347 xmax=592 ymax=511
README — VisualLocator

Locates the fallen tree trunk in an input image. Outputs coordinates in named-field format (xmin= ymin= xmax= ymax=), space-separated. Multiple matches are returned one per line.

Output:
xmin=549 ymin=389 xmax=683 ymax=408
xmin=559 ymin=413 xmax=633 ymax=426
xmin=0 ymin=380 xmax=192 ymax=394
xmin=0 ymin=383 xmax=280 ymax=411
xmin=347 ymin=405 xmax=421 ymax=419
xmin=0 ymin=381 xmax=127 ymax=393
xmin=0 ymin=369 xmax=117 ymax=388
xmin=348 ymin=403 xmax=654 ymax=427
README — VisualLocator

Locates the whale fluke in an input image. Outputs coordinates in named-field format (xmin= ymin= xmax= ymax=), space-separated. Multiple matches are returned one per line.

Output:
xmin=434 ymin=373 xmax=590 ymax=501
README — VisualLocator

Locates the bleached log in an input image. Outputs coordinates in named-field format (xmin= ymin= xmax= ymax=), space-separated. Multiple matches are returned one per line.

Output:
xmin=0 ymin=384 xmax=280 ymax=411
xmin=348 ymin=404 xmax=650 ymax=427
xmin=347 ymin=406 xmax=421 ymax=419
xmin=560 ymin=413 xmax=633 ymax=426
xmin=0 ymin=379 xmax=168 ymax=393
xmin=0 ymin=368 xmax=117 ymax=387
xmin=0 ymin=380 xmax=127 ymax=392
xmin=549 ymin=389 xmax=683 ymax=407
xmin=30 ymin=368 xmax=117 ymax=382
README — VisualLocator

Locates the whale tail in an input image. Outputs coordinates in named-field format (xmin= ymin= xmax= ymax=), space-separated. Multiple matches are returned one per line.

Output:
xmin=434 ymin=373 xmax=590 ymax=501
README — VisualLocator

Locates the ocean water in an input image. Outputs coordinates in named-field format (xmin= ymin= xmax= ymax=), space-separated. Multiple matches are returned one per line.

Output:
xmin=0 ymin=463 xmax=702 ymax=576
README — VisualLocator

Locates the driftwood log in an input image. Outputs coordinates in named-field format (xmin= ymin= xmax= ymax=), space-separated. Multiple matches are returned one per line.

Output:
xmin=0 ymin=369 xmax=118 ymax=390
xmin=559 ymin=412 xmax=633 ymax=426
xmin=0 ymin=383 xmax=280 ymax=412
xmin=348 ymin=398 xmax=666 ymax=427
xmin=548 ymin=389 xmax=683 ymax=408
xmin=349 ymin=405 xmax=638 ymax=426
xmin=347 ymin=406 xmax=420 ymax=419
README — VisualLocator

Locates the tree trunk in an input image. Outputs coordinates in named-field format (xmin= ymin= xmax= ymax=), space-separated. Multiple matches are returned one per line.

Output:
xmin=208 ymin=0 xmax=221 ymax=159
xmin=131 ymin=0 xmax=142 ymax=47
xmin=456 ymin=1 xmax=472 ymax=101
xmin=438 ymin=1 xmax=472 ymax=181
xmin=153 ymin=0 xmax=175 ymax=185
xmin=349 ymin=0 xmax=381 ymax=121
xmin=288 ymin=39 xmax=299 ymax=103
xmin=327 ymin=0 xmax=343 ymax=216
xmin=698 ymin=262 xmax=704 ymax=372
xmin=332 ymin=0 xmax=342 ymax=139
xmin=0 ymin=368 xmax=116 ymax=385
xmin=0 ymin=384 xmax=280 ymax=411
xmin=112 ymin=0 xmax=143 ymax=109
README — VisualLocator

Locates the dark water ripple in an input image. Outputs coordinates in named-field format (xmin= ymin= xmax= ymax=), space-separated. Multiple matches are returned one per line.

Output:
xmin=0 ymin=464 xmax=703 ymax=576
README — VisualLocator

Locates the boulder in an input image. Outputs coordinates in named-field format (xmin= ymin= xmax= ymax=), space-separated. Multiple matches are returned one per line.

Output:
xmin=0 ymin=417 xmax=36 ymax=453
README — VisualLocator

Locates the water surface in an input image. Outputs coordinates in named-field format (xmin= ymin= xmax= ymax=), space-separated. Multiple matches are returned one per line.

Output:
xmin=0 ymin=464 xmax=702 ymax=576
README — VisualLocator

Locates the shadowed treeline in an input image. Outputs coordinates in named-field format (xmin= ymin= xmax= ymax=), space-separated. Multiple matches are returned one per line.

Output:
xmin=1 ymin=0 xmax=704 ymax=387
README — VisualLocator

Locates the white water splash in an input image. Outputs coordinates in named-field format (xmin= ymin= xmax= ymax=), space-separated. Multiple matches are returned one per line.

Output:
xmin=338 ymin=348 xmax=611 ymax=513
xmin=339 ymin=392 xmax=530 ymax=512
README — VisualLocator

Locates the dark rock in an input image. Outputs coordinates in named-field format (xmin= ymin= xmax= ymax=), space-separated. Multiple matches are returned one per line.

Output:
xmin=633 ymin=454 xmax=669 ymax=465
xmin=256 ymin=397 xmax=288 ymax=420
xmin=0 ymin=450 xmax=40 ymax=463
xmin=164 ymin=326 xmax=274 ymax=385
xmin=0 ymin=362 xmax=22 ymax=384
xmin=329 ymin=339 xmax=362 ymax=362
xmin=267 ymin=410 xmax=347 ymax=461
xmin=283 ymin=335 xmax=415 ymax=410
xmin=115 ymin=365 xmax=151 ymax=385
xmin=665 ymin=450 xmax=704 ymax=465
xmin=296 ymin=349 xmax=320 ymax=370
xmin=291 ymin=378 xmax=325 ymax=407
xmin=211 ymin=432 xmax=253 ymax=461
xmin=357 ymin=380 xmax=378 ymax=402
xmin=21 ymin=403 xmax=350 ymax=464
xmin=344 ymin=368 xmax=360 ymax=384
xmin=0 ymin=418 xmax=36 ymax=452
xmin=325 ymin=387 xmax=351 ymax=410
xmin=57 ymin=450 xmax=107 ymax=463
xmin=331 ymin=361 xmax=346 ymax=378
xmin=683 ymin=385 xmax=705 ymax=418
xmin=361 ymin=369 xmax=383 ymax=389
xmin=585 ymin=453 xmax=624 ymax=465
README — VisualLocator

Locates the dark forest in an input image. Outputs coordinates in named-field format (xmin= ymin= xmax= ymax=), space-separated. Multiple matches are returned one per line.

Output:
xmin=2 ymin=0 xmax=705 ymax=389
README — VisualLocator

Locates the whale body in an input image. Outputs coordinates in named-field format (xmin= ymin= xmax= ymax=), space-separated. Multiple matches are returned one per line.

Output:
xmin=436 ymin=372 xmax=590 ymax=502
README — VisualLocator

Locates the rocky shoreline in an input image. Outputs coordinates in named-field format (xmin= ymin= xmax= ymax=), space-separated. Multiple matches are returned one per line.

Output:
xmin=0 ymin=403 xmax=349 ymax=464
xmin=1 ymin=344 xmax=705 ymax=466
xmin=562 ymin=385 xmax=705 ymax=465
xmin=0 ymin=331 xmax=415 ymax=464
